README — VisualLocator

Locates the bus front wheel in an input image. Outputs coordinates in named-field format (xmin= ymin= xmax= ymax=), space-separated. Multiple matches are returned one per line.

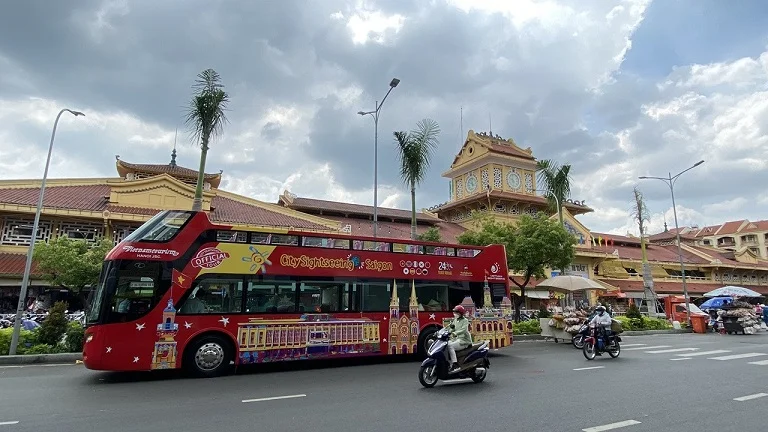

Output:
xmin=184 ymin=334 xmax=233 ymax=378
xmin=417 ymin=326 xmax=440 ymax=359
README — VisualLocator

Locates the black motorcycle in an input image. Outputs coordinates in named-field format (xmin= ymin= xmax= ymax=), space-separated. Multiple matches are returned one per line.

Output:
xmin=418 ymin=327 xmax=490 ymax=388
xmin=571 ymin=320 xmax=590 ymax=349
xmin=582 ymin=324 xmax=621 ymax=360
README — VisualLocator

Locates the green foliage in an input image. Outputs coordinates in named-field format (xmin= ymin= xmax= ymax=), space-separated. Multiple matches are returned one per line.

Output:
xmin=37 ymin=301 xmax=69 ymax=346
xmin=393 ymin=119 xmax=441 ymax=239
xmin=626 ymin=303 xmax=642 ymax=319
xmin=613 ymin=315 xmax=671 ymax=331
xmin=33 ymin=236 xmax=112 ymax=294
xmin=186 ymin=68 xmax=230 ymax=149
xmin=512 ymin=320 xmax=542 ymax=335
xmin=417 ymin=227 xmax=442 ymax=243
xmin=25 ymin=344 xmax=63 ymax=355
xmin=536 ymin=159 xmax=572 ymax=223
xmin=64 ymin=321 xmax=85 ymax=353
xmin=538 ymin=305 xmax=551 ymax=318
xmin=0 ymin=328 xmax=37 ymax=355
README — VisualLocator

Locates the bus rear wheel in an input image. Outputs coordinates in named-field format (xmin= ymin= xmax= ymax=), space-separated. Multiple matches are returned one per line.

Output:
xmin=185 ymin=334 xmax=233 ymax=378
xmin=417 ymin=326 xmax=440 ymax=359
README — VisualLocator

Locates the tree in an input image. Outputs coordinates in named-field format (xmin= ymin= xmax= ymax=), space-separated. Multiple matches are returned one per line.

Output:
xmin=417 ymin=227 xmax=442 ymax=242
xmin=631 ymin=186 xmax=650 ymax=239
xmin=186 ymin=68 xmax=229 ymax=211
xmin=33 ymin=237 xmax=113 ymax=306
xmin=536 ymin=159 xmax=572 ymax=225
xmin=393 ymin=118 xmax=440 ymax=239
xmin=457 ymin=212 xmax=576 ymax=321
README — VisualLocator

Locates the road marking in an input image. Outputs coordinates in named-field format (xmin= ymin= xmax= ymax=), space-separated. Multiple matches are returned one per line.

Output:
xmin=619 ymin=344 xmax=646 ymax=348
xmin=709 ymin=353 xmax=768 ymax=361
xmin=645 ymin=348 xmax=698 ymax=354
xmin=677 ymin=350 xmax=730 ymax=357
xmin=582 ymin=419 xmax=641 ymax=431
xmin=623 ymin=345 xmax=670 ymax=351
xmin=748 ymin=360 xmax=768 ymax=365
xmin=0 ymin=421 xmax=19 ymax=426
xmin=242 ymin=394 xmax=306 ymax=403
xmin=573 ymin=366 xmax=605 ymax=371
xmin=670 ymin=358 xmax=691 ymax=361
xmin=733 ymin=393 xmax=768 ymax=402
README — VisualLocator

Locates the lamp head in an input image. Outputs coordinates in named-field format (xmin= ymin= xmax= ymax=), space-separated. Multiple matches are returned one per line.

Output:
xmin=357 ymin=111 xmax=366 ymax=116
xmin=389 ymin=78 xmax=400 ymax=88
xmin=638 ymin=176 xmax=649 ymax=179
xmin=694 ymin=160 xmax=705 ymax=167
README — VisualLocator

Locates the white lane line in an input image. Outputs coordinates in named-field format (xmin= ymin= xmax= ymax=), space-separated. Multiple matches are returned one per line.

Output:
xmin=0 ymin=421 xmax=19 ymax=426
xmin=573 ymin=366 xmax=605 ymax=371
xmin=645 ymin=347 xmax=698 ymax=354
xmin=618 ymin=344 xmax=646 ymax=348
xmin=670 ymin=358 xmax=691 ymax=361
xmin=734 ymin=393 xmax=768 ymax=402
xmin=748 ymin=360 xmax=768 ymax=365
xmin=242 ymin=394 xmax=306 ymax=403
xmin=677 ymin=350 xmax=730 ymax=357
xmin=709 ymin=353 xmax=768 ymax=361
xmin=582 ymin=419 xmax=641 ymax=432
xmin=623 ymin=345 xmax=670 ymax=351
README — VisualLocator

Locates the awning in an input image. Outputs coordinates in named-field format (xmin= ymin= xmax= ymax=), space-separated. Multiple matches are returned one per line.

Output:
xmin=510 ymin=290 xmax=559 ymax=299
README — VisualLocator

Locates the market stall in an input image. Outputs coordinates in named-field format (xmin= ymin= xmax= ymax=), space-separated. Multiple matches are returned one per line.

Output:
xmin=718 ymin=301 xmax=763 ymax=335
xmin=536 ymin=275 xmax=606 ymax=343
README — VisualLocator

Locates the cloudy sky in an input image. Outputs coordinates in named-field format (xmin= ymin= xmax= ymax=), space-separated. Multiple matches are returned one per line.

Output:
xmin=1 ymin=0 xmax=767 ymax=235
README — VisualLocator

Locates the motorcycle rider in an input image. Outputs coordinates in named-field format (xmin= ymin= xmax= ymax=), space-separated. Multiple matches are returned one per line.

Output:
xmin=445 ymin=305 xmax=473 ymax=372
xmin=588 ymin=305 xmax=614 ymax=349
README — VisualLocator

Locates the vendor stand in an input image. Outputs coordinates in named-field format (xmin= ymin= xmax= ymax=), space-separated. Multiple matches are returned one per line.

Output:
xmin=703 ymin=286 xmax=764 ymax=335
xmin=535 ymin=275 xmax=606 ymax=343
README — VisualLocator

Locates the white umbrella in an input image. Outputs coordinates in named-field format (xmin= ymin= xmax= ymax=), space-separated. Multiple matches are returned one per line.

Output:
xmin=703 ymin=286 xmax=762 ymax=298
xmin=536 ymin=275 xmax=605 ymax=292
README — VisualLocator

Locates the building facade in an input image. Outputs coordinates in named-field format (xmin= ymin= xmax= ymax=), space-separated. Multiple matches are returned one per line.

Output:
xmin=1 ymin=132 xmax=767 ymax=314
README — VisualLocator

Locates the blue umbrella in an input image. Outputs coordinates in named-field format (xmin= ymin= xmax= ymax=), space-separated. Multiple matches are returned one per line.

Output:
xmin=703 ymin=286 xmax=762 ymax=298
xmin=699 ymin=297 xmax=733 ymax=310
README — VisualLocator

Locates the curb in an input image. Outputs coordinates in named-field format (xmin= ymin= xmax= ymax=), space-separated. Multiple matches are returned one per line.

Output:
xmin=0 ymin=353 xmax=82 ymax=365
xmin=512 ymin=329 xmax=693 ymax=342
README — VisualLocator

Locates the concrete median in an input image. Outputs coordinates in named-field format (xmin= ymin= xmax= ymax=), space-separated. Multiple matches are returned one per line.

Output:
xmin=0 ymin=353 xmax=83 ymax=365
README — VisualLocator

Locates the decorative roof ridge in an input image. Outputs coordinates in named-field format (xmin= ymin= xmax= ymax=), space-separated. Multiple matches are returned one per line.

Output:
xmin=215 ymin=190 xmax=341 ymax=230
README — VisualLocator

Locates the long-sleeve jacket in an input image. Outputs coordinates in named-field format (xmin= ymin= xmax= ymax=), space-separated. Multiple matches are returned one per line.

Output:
xmin=589 ymin=313 xmax=612 ymax=327
xmin=448 ymin=317 xmax=473 ymax=345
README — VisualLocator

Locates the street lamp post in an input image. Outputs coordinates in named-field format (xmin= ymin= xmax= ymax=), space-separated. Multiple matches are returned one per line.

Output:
xmin=8 ymin=108 xmax=85 ymax=355
xmin=639 ymin=160 xmax=705 ymax=328
xmin=357 ymin=78 xmax=400 ymax=239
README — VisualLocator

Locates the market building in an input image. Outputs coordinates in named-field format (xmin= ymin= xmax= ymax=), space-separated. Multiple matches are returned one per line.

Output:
xmin=1 ymin=130 xmax=767 ymax=313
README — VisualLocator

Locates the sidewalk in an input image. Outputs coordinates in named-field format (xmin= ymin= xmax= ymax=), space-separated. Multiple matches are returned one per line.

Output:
xmin=0 ymin=353 xmax=82 ymax=366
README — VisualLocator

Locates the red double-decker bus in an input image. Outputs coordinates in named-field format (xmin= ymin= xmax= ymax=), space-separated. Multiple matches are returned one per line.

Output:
xmin=83 ymin=210 xmax=514 ymax=377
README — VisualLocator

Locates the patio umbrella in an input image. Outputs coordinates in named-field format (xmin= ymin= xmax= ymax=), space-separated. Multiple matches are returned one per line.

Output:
xmin=699 ymin=297 xmax=733 ymax=310
xmin=536 ymin=275 xmax=605 ymax=292
xmin=703 ymin=286 xmax=762 ymax=298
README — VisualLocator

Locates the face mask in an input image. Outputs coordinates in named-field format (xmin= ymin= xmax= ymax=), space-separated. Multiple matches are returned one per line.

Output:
xmin=454 ymin=313 xmax=460 ymax=319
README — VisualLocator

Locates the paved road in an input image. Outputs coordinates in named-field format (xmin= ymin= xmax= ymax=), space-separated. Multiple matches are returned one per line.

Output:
xmin=2 ymin=332 xmax=768 ymax=432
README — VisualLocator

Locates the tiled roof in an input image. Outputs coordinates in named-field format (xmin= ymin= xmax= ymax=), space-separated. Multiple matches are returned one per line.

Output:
xmin=597 ymin=279 xmax=768 ymax=295
xmin=684 ymin=245 xmax=768 ymax=269
xmin=279 ymin=196 xmax=442 ymax=223
xmin=210 ymin=196 xmax=330 ymax=230
xmin=0 ymin=253 xmax=41 ymax=277
xmin=716 ymin=220 xmax=746 ymax=236
xmin=117 ymin=161 xmax=219 ymax=180
xmin=320 ymin=215 xmax=467 ymax=243
xmin=0 ymin=185 xmax=110 ymax=211
xmin=433 ymin=190 xmax=593 ymax=214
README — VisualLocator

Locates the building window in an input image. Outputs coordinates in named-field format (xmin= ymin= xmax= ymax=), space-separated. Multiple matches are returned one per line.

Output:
xmin=481 ymin=169 xmax=490 ymax=191
xmin=455 ymin=179 xmax=464 ymax=198
xmin=493 ymin=168 xmax=502 ymax=189
xmin=508 ymin=204 xmax=519 ymax=215
xmin=1 ymin=217 xmax=54 ymax=246
xmin=524 ymin=173 xmax=534 ymax=194
xmin=112 ymin=224 xmax=138 ymax=245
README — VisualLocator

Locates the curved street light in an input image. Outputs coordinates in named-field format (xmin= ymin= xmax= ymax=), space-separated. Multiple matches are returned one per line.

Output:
xmin=638 ymin=160 xmax=705 ymax=328
xmin=357 ymin=78 xmax=400 ymax=239
xmin=9 ymin=108 xmax=85 ymax=355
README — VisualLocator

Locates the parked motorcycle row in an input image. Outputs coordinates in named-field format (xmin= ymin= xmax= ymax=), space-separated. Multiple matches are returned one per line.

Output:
xmin=0 ymin=311 xmax=85 ymax=329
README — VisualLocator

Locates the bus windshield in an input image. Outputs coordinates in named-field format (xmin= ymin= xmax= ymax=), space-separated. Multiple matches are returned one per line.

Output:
xmin=123 ymin=210 xmax=193 ymax=243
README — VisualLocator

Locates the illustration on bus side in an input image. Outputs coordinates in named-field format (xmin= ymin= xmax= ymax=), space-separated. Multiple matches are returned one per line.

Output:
xmin=151 ymin=299 xmax=179 ymax=370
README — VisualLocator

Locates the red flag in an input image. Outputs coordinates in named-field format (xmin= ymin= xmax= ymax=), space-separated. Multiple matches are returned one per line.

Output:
xmin=172 ymin=268 xmax=192 ymax=290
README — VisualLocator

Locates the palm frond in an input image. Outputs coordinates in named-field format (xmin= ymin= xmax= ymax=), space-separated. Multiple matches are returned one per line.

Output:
xmin=393 ymin=119 xmax=440 ymax=187
xmin=185 ymin=68 xmax=230 ymax=147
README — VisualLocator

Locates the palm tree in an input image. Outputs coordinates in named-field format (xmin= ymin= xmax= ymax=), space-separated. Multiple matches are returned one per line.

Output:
xmin=536 ymin=159 xmax=571 ymax=226
xmin=186 ymin=69 xmax=229 ymax=211
xmin=393 ymin=119 xmax=440 ymax=239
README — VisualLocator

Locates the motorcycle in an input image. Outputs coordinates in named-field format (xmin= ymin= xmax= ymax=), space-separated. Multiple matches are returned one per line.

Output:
xmin=571 ymin=320 xmax=590 ymax=349
xmin=582 ymin=324 xmax=621 ymax=360
xmin=418 ymin=327 xmax=490 ymax=388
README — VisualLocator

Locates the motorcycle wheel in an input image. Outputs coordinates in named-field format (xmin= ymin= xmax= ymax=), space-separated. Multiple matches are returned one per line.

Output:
xmin=608 ymin=342 xmax=621 ymax=358
xmin=582 ymin=341 xmax=596 ymax=360
xmin=418 ymin=365 xmax=438 ymax=388
xmin=470 ymin=368 xmax=487 ymax=383
xmin=572 ymin=335 xmax=585 ymax=349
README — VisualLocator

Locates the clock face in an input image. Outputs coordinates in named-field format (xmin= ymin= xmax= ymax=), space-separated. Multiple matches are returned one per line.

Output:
xmin=466 ymin=174 xmax=478 ymax=193
xmin=506 ymin=171 xmax=521 ymax=190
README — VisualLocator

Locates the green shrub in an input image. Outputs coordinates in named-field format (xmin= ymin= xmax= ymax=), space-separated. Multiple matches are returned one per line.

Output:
xmin=626 ymin=303 xmax=642 ymax=319
xmin=0 ymin=327 xmax=38 ymax=355
xmin=614 ymin=315 xmax=671 ymax=331
xmin=64 ymin=321 xmax=85 ymax=353
xmin=538 ymin=305 xmax=551 ymax=318
xmin=25 ymin=344 xmax=62 ymax=355
xmin=512 ymin=319 xmax=541 ymax=335
xmin=37 ymin=301 xmax=69 ymax=346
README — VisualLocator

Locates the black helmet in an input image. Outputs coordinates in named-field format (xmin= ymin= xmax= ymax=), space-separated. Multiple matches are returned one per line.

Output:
xmin=595 ymin=305 xmax=606 ymax=312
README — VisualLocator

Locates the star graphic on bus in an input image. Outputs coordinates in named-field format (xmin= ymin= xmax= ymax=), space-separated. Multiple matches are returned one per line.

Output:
xmin=106 ymin=347 xmax=112 ymax=353
xmin=135 ymin=323 xmax=145 ymax=331
xmin=219 ymin=317 xmax=230 ymax=327
xmin=133 ymin=357 xmax=139 ymax=363
xmin=184 ymin=321 xmax=192 ymax=329
xmin=429 ymin=314 xmax=436 ymax=320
